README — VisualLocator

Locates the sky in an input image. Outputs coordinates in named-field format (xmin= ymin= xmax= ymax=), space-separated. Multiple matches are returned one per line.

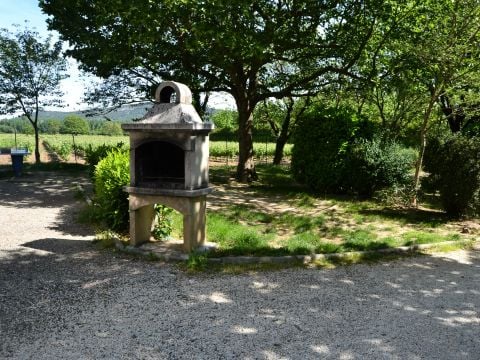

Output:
xmin=0 ymin=0 xmax=93 ymax=112
xmin=0 ymin=0 xmax=235 ymax=113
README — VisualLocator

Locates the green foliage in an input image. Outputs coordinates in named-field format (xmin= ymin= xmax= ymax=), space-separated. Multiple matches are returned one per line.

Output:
xmin=0 ymin=123 xmax=14 ymax=133
xmin=0 ymin=133 xmax=34 ymax=150
xmin=0 ymin=27 xmax=67 ymax=162
xmin=97 ymin=121 xmax=124 ymax=136
xmin=207 ymin=213 xmax=271 ymax=255
xmin=43 ymin=139 xmax=73 ymax=161
xmin=39 ymin=119 xmax=62 ymax=134
xmin=285 ymin=233 xmax=340 ymax=255
xmin=94 ymin=149 xmax=130 ymax=232
xmin=346 ymin=138 xmax=416 ymax=197
xmin=0 ymin=117 xmax=33 ymax=134
xmin=186 ymin=252 xmax=208 ymax=271
xmin=83 ymin=142 xmax=125 ymax=178
xmin=209 ymin=141 xmax=292 ymax=159
xmin=41 ymin=0 xmax=384 ymax=181
xmin=292 ymin=104 xmax=413 ymax=197
xmin=291 ymin=105 xmax=371 ymax=193
xmin=424 ymin=135 xmax=480 ymax=217
xmin=210 ymin=109 xmax=238 ymax=130
xmin=60 ymin=115 xmax=90 ymax=135
xmin=152 ymin=205 xmax=174 ymax=240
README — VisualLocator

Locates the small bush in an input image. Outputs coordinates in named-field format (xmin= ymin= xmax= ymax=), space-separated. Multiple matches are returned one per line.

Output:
xmin=97 ymin=122 xmax=124 ymax=136
xmin=83 ymin=142 xmax=125 ymax=178
xmin=291 ymin=105 xmax=372 ymax=193
xmin=423 ymin=135 xmax=480 ymax=217
xmin=94 ymin=149 xmax=130 ymax=232
xmin=346 ymin=138 xmax=416 ymax=197
xmin=152 ymin=205 xmax=174 ymax=240
xmin=292 ymin=104 xmax=413 ymax=197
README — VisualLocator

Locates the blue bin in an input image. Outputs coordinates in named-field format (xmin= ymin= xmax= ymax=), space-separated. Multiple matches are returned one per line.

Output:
xmin=11 ymin=154 xmax=25 ymax=177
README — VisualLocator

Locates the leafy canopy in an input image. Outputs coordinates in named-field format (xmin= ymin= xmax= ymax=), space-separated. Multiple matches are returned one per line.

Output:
xmin=0 ymin=26 xmax=67 ymax=117
xmin=0 ymin=26 xmax=67 ymax=162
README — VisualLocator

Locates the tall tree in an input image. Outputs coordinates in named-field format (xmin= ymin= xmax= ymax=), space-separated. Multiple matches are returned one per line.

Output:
xmin=0 ymin=27 xmax=67 ymax=163
xmin=40 ymin=0 xmax=383 ymax=181
xmin=386 ymin=0 xmax=480 ymax=205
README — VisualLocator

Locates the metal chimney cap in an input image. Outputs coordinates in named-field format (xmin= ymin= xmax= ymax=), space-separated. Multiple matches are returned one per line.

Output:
xmin=155 ymin=81 xmax=192 ymax=105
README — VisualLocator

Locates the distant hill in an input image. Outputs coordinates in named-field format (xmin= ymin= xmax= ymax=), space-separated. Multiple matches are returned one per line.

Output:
xmin=0 ymin=102 xmax=152 ymax=123
xmin=38 ymin=102 xmax=152 ymax=122
xmin=1 ymin=102 xmax=221 ymax=123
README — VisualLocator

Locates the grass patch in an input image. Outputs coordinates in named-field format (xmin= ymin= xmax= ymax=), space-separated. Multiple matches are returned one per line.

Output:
xmin=207 ymin=213 xmax=275 ymax=256
xmin=401 ymin=231 xmax=461 ymax=246
xmin=276 ymin=213 xmax=326 ymax=234
xmin=225 ymin=204 xmax=274 ymax=224
xmin=341 ymin=229 xmax=396 ymax=251
xmin=285 ymin=232 xmax=340 ymax=254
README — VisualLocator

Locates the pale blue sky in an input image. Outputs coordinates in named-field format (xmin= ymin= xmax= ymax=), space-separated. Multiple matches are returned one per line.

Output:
xmin=0 ymin=0 xmax=50 ymax=34
xmin=0 ymin=0 xmax=93 ymax=112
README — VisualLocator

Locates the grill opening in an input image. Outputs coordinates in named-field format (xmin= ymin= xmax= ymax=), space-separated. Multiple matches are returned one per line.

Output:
xmin=135 ymin=141 xmax=184 ymax=188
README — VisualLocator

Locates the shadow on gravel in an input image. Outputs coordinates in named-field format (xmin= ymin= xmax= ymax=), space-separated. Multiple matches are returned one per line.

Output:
xmin=0 ymin=172 xmax=90 ymax=209
xmin=1 ymin=244 xmax=479 ymax=359
xmin=22 ymin=238 xmax=93 ymax=255
xmin=48 ymin=204 xmax=94 ymax=237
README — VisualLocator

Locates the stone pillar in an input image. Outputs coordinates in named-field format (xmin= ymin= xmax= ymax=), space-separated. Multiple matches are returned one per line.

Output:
xmin=183 ymin=197 xmax=207 ymax=252
xmin=129 ymin=204 xmax=155 ymax=246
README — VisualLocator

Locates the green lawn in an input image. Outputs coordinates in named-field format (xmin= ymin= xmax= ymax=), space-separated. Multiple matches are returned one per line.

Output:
xmin=178 ymin=164 xmax=475 ymax=257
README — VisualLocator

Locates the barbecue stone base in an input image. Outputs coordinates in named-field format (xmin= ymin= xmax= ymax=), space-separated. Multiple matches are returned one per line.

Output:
xmin=127 ymin=191 xmax=208 ymax=252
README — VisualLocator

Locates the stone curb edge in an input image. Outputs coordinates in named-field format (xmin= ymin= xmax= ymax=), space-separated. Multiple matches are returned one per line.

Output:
xmin=113 ymin=239 xmax=479 ymax=265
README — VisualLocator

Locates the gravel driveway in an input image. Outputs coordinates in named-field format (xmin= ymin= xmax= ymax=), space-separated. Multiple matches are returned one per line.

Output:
xmin=1 ymin=172 xmax=479 ymax=359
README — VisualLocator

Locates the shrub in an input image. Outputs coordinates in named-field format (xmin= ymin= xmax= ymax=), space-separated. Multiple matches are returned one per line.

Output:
xmin=152 ymin=204 xmax=174 ymax=240
xmin=292 ymin=105 xmax=367 ymax=192
xmin=83 ymin=142 xmax=125 ymax=179
xmin=92 ymin=147 xmax=174 ymax=237
xmin=346 ymin=138 xmax=416 ymax=197
xmin=423 ymin=135 xmax=480 ymax=217
xmin=94 ymin=149 xmax=130 ymax=232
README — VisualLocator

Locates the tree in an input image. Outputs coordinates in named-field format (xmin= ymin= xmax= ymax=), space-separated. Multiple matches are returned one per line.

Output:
xmin=97 ymin=121 xmax=124 ymax=136
xmin=255 ymin=97 xmax=310 ymax=164
xmin=39 ymin=118 xmax=62 ymax=134
xmin=40 ymin=0 xmax=384 ymax=181
xmin=0 ymin=26 xmax=67 ymax=163
xmin=384 ymin=1 xmax=480 ymax=205
xmin=60 ymin=115 xmax=90 ymax=135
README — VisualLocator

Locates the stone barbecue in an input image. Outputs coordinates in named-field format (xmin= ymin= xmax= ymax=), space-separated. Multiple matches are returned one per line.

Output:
xmin=122 ymin=81 xmax=214 ymax=251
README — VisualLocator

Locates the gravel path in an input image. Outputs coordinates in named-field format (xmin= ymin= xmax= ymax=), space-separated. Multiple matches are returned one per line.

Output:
xmin=1 ymin=172 xmax=479 ymax=359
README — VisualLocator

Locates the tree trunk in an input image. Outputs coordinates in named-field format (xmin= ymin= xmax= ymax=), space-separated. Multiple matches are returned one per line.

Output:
xmin=273 ymin=131 xmax=289 ymax=165
xmin=412 ymin=95 xmax=437 ymax=206
xmin=235 ymin=97 xmax=257 ymax=182
xmin=272 ymin=100 xmax=293 ymax=165
xmin=34 ymin=124 xmax=41 ymax=163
